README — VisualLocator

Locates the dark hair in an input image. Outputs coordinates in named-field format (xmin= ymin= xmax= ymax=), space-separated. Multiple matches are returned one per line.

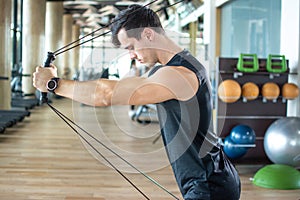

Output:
xmin=110 ymin=4 xmax=164 ymax=47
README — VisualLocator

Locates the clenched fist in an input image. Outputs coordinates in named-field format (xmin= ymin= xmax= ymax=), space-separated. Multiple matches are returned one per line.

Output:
xmin=33 ymin=64 xmax=58 ymax=92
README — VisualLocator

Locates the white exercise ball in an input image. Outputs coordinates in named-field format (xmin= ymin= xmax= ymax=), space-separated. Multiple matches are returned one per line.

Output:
xmin=264 ymin=117 xmax=300 ymax=167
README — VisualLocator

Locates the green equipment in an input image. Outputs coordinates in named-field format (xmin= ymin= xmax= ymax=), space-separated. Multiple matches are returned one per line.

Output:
xmin=252 ymin=164 xmax=300 ymax=190
xmin=237 ymin=54 xmax=259 ymax=72
xmin=266 ymin=54 xmax=287 ymax=73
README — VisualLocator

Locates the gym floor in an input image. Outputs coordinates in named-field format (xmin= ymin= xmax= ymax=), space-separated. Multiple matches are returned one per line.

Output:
xmin=0 ymin=98 xmax=299 ymax=200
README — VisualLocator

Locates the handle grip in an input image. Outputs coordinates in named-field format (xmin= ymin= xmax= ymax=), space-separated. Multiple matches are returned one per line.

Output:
xmin=40 ymin=52 xmax=56 ymax=103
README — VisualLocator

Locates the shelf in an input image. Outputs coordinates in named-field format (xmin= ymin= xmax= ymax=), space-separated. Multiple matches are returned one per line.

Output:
xmin=217 ymin=116 xmax=283 ymax=119
xmin=219 ymin=71 xmax=297 ymax=79
xmin=0 ymin=76 xmax=9 ymax=80
xmin=219 ymin=96 xmax=292 ymax=104
xmin=219 ymin=70 xmax=297 ymax=75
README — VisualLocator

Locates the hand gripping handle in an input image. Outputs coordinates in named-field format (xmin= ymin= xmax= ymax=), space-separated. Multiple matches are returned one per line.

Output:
xmin=40 ymin=52 xmax=56 ymax=103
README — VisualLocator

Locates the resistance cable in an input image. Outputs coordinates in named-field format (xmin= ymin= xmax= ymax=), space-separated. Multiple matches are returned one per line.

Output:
xmin=41 ymin=0 xmax=186 ymax=199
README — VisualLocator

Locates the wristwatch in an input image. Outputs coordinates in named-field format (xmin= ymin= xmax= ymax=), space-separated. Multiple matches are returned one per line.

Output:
xmin=46 ymin=77 xmax=60 ymax=93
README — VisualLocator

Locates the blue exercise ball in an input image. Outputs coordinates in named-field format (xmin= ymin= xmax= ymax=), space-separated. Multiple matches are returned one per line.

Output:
xmin=264 ymin=117 xmax=300 ymax=167
xmin=223 ymin=136 xmax=248 ymax=159
xmin=230 ymin=124 xmax=256 ymax=144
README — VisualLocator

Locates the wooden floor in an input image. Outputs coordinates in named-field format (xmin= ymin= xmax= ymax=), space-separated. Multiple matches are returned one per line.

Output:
xmin=0 ymin=98 xmax=299 ymax=200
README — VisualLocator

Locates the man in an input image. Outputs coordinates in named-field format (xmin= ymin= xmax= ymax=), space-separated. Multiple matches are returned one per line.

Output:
xmin=33 ymin=4 xmax=241 ymax=200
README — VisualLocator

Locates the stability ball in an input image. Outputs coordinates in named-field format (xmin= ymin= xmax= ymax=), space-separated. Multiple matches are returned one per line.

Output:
xmin=230 ymin=124 xmax=256 ymax=145
xmin=242 ymin=82 xmax=259 ymax=101
xmin=282 ymin=83 xmax=299 ymax=100
xmin=223 ymin=136 xmax=248 ymax=159
xmin=262 ymin=82 xmax=280 ymax=100
xmin=218 ymin=79 xmax=241 ymax=103
xmin=264 ymin=117 xmax=300 ymax=167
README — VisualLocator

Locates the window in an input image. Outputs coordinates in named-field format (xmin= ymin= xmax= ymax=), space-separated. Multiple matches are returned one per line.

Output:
xmin=220 ymin=0 xmax=281 ymax=58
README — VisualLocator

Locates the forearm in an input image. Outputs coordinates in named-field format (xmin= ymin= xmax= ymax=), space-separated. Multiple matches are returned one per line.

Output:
xmin=55 ymin=79 xmax=116 ymax=106
xmin=33 ymin=65 xmax=123 ymax=106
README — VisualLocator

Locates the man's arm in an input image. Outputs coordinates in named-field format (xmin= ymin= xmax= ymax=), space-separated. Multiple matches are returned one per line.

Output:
xmin=33 ymin=65 xmax=198 ymax=106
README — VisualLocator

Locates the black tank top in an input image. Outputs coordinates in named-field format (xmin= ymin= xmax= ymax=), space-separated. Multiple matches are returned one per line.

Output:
xmin=148 ymin=50 xmax=221 ymax=197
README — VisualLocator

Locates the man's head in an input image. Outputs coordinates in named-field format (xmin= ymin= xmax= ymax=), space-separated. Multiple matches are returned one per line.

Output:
xmin=110 ymin=4 xmax=164 ymax=47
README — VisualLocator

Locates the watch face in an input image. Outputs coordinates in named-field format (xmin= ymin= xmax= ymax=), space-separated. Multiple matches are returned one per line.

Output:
xmin=47 ymin=80 xmax=57 ymax=90
xmin=47 ymin=78 xmax=59 ymax=93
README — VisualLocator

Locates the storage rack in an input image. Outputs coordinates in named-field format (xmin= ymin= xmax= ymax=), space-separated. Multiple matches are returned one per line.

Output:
xmin=215 ymin=57 xmax=291 ymax=163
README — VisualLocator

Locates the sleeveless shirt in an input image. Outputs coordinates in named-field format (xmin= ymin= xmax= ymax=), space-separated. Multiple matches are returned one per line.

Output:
xmin=149 ymin=50 xmax=241 ymax=200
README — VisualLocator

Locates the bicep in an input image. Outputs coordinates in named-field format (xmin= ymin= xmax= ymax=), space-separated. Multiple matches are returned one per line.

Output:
xmin=111 ymin=67 xmax=199 ymax=105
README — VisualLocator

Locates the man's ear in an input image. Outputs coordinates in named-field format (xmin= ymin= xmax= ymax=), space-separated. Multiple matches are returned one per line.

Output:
xmin=142 ymin=28 xmax=154 ymax=41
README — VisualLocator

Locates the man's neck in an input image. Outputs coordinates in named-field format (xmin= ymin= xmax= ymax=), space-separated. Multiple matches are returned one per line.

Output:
xmin=156 ymin=36 xmax=183 ymax=65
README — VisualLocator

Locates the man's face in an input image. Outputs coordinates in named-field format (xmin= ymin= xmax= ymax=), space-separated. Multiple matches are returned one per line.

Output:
xmin=117 ymin=28 xmax=157 ymax=67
